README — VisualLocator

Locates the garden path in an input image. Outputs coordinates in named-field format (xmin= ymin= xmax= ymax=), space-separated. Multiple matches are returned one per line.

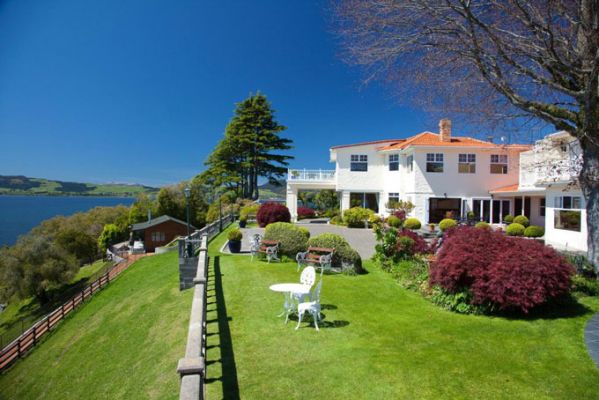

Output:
xmin=585 ymin=313 xmax=599 ymax=369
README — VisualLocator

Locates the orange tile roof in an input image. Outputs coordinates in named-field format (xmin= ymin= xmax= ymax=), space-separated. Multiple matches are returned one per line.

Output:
xmin=330 ymin=138 xmax=405 ymax=150
xmin=378 ymin=132 xmax=530 ymax=150
xmin=489 ymin=183 xmax=520 ymax=194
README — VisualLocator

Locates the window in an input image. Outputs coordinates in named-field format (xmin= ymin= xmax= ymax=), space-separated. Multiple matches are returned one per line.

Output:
xmin=540 ymin=198 xmax=546 ymax=217
xmin=458 ymin=153 xmax=476 ymax=173
xmin=407 ymin=155 xmax=414 ymax=172
xmin=350 ymin=154 xmax=368 ymax=171
xmin=554 ymin=196 xmax=582 ymax=232
xmin=151 ymin=231 xmax=165 ymax=242
xmin=388 ymin=193 xmax=400 ymax=203
xmin=426 ymin=153 xmax=444 ymax=173
xmin=490 ymin=154 xmax=508 ymax=174
xmin=389 ymin=154 xmax=399 ymax=171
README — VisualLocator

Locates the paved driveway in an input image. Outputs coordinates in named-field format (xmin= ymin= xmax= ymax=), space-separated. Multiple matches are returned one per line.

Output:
xmin=238 ymin=221 xmax=376 ymax=259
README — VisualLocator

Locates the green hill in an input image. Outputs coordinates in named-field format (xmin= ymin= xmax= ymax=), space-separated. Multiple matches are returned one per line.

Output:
xmin=0 ymin=175 xmax=159 ymax=197
xmin=258 ymin=179 xmax=286 ymax=199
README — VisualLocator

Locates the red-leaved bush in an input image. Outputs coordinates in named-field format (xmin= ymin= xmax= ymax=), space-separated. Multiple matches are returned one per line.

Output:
xmin=393 ymin=210 xmax=406 ymax=222
xmin=430 ymin=226 xmax=574 ymax=313
xmin=397 ymin=229 xmax=429 ymax=254
xmin=297 ymin=206 xmax=316 ymax=219
xmin=256 ymin=202 xmax=291 ymax=227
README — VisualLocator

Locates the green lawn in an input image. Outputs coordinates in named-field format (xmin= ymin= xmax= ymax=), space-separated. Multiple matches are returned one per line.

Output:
xmin=0 ymin=228 xmax=598 ymax=399
xmin=0 ymin=260 xmax=113 ymax=347
xmin=0 ymin=253 xmax=191 ymax=399
xmin=206 ymin=228 xmax=599 ymax=399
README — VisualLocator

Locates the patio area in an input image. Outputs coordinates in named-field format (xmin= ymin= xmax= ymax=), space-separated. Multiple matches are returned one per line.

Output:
xmin=206 ymin=228 xmax=599 ymax=399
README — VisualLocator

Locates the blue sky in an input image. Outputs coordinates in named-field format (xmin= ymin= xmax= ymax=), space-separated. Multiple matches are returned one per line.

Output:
xmin=0 ymin=0 xmax=534 ymax=187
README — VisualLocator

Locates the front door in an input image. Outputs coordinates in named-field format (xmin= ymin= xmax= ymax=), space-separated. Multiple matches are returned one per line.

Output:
xmin=492 ymin=200 xmax=511 ymax=223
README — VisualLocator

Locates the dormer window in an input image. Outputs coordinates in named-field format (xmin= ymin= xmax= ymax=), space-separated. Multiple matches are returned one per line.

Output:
xmin=490 ymin=154 xmax=508 ymax=174
xmin=426 ymin=153 xmax=444 ymax=173
xmin=389 ymin=154 xmax=399 ymax=171
xmin=350 ymin=154 xmax=368 ymax=171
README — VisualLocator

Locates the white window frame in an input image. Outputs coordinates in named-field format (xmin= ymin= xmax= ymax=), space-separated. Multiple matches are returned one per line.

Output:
xmin=490 ymin=154 xmax=508 ymax=174
xmin=389 ymin=154 xmax=399 ymax=171
xmin=426 ymin=153 xmax=444 ymax=173
xmin=350 ymin=154 xmax=368 ymax=172
xmin=458 ymin=153 xmax=476 ymax=174
xmin=553 ymin=196 xmax=582 ymax=232
xmin=388 ymin=192 xmax=400 ymax=203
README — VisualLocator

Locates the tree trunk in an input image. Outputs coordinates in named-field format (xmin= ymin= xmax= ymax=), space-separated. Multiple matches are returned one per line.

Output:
xmin=579 ymin=139 xmax=599 ymax=273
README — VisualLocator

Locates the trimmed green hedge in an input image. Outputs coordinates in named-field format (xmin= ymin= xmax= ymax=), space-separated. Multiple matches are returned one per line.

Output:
xmin=307 ymin=233 xmax=363 ymax=274
xmin=343 ymin=207 xmax=374 ymax=228
xmin=403 ymin=218 xmax=421 ymax=230
xmin=513 ymin=215 xmax=530 ymax=227
xmin=439 ymin=218 xmax=457 ymax=232
xmin=387 ymin=216 xmax=401 ymax=228
xmin=506 ymin=223 xmax=525 ymax=236
xmin=263 ymin=222 xmax=308 ymax=257
xmin=524 ymin=225 xmax=544 ymax=238
xmin=475 ymin=221 xmax=490 ymax=229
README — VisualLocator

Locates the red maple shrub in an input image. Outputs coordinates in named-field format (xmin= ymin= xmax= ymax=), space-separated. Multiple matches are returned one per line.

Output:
xmin=430 ymin=226 xmax=574 ymax=313
xmin=256 ymin=202 xmax=291 ymax=227
xmin=397 ymin=229 xmax=429 ymax=255
xmin=297 ymin=206 xmax=316 ymax=219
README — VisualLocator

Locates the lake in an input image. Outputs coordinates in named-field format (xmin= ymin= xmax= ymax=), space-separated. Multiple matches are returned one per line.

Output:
xmin=0 ymin=195 xmax=135 ymax=246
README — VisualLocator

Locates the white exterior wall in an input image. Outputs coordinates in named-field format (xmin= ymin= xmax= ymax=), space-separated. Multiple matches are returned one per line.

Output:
xmin=334 ymin=145 xmax=385 ymax=191
xmin=406 ymin=147 xmax=521 ymax=223
xmin=544 ymin=186 xmax=588 ymax=252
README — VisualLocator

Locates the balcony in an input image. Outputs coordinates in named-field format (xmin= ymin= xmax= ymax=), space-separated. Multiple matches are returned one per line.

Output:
xmin=287 ymin=169 xmax=336 ymax=182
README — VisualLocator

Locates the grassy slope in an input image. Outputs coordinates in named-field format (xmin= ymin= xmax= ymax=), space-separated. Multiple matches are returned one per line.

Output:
xmin=207 ymin=228 xmax=599 ymax=399
xmin=0 ymin=260 xmax=113 ymax=346
xmin=0 ymin=252 xmax=191 ymax=400
xmin=0 ymin=176 xmax=157 ymax=197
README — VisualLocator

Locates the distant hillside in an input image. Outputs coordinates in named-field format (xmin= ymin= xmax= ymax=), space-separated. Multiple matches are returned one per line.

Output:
xmin=258 ymin=180 xmax=286 ymax=199
xmin=0 ymin=175 xmax=159 ymax=197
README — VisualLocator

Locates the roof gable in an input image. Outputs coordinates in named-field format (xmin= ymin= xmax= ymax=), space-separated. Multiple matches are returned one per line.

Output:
xmin=131 ymin=215 xmax=196 ymax=231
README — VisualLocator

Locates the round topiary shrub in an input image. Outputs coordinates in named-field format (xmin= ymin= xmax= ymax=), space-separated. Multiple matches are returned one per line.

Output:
xmin=506 ymin=223 xmax=525 ymax=236
xmin=524 ymin=225 xmax=544 ymax=238
xmin=439 ymin=218 xmax=457 ymax=232
xmin=369 ymin=214 xmax=383 ymax=226
xmin=256 ymin=202 xmax=291 ymax=227
xmin=513 ymin=215 xmax=530 ymax=227
xmin=504 ymin=214 xmax=514 ymax=223
xmin=297 ymin=226 xmax=310 ymax=240
xmin=403 ymin=217 xmax=421 ymax=230
xmin=343 ymin=207 xmax=374 ymax=228
xmin=297 ymin=206 xmax=316 ymax=220
xmin=396 ymin=229 xmax=429 ymax=254
xmin=430 ymin=225 xmax=574 ymax=313
xmin=240 ymin=204 xmax=260 ymax=219
xmin=475 ymin=221 xmax=490 ymax=229
xmin=387 ymin=215 xmax=401 ymax=228
xmin=307 ymin=233 xmax=363 ymax=273
xmin=263 ymin=222 xmax=308 ymax=257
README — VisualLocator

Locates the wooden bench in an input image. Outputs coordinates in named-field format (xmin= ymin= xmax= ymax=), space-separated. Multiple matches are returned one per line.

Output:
xmin=296 ymin=247 xmax=335 ymax=274
xmin=251 ymin=239 xmax=280 ymax=263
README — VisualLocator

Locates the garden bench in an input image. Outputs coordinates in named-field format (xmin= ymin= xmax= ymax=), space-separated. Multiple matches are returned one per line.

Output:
xmin=252 ymin=239 xmax=280 ymax=263
xmin=296 ymin=247 xmax=335 ymax=275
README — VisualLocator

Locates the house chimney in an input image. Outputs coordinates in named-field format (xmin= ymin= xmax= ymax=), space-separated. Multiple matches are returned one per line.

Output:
xmin=439 ymin=119 xmax=451 ymax=142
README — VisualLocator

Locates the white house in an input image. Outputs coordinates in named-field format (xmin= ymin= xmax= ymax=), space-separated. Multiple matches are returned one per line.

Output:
xmin=287 ymin=119 xmax=531 ymax=224
xmin=490 ymin=131 xmax=587 ymax=252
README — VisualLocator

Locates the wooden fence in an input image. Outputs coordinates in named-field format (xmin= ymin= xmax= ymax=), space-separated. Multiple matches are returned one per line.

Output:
xmin=0 ymin=254 xmax=143 ymax=372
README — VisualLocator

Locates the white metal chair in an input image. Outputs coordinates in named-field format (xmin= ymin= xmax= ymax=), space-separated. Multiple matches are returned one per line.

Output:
xmin=296 ymin=280 xmax=323 ymax=331
xmin=299 ymin=266 xmax=316 ymax=287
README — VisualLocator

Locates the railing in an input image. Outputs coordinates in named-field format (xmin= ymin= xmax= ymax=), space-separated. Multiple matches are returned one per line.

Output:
xmin=177 ymin=234 xmax=209 ymax=400
xmin=0 ymin=254 xmax=143 ymax=372
xmin=533 ymin=155 xmax=583 ymax=184
xmin=178 ymin=214 xmax=234 ymax=259
xmin=288 ymin=169 xmax=336 ymax=182
xmin=176 ymin=213 xmax=234 ymax=399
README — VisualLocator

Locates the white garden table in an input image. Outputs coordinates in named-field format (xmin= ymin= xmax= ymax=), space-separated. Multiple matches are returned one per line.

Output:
xmin=269 ymin=283 xmax=311 ymax=318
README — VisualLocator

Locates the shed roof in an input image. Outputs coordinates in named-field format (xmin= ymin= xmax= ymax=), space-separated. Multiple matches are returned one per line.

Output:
xmin=130 ymin=215 xmax=196 ymax=231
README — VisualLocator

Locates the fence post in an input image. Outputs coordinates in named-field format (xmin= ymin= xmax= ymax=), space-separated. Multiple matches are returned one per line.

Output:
xmin=46 ymin=317 xmax=50 ymax=332
xmin=17 ymin=337 xmax=21 ymax=358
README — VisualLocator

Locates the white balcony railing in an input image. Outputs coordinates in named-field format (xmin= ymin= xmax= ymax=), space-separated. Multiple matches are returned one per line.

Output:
xmin=288 ymin=169 xmax=336 ymax=182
